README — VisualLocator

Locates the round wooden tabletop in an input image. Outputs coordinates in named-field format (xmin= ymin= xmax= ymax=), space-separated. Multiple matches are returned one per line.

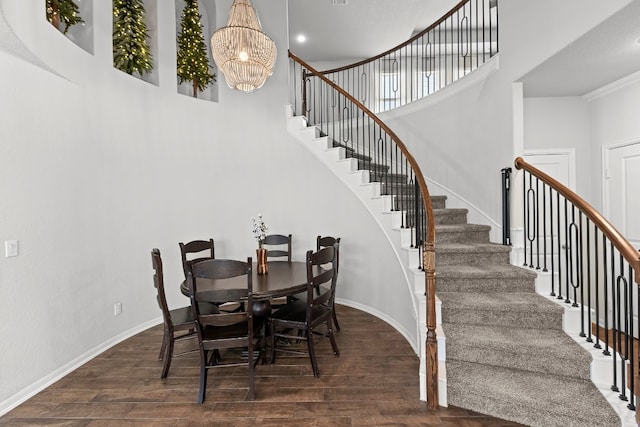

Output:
xmin=180 ymin=261 xmax=309 ymax=302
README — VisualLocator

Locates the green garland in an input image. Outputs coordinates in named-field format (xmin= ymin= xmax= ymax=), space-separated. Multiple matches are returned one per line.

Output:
xmin=177 ymin=0 xmax=216 ymax=96
xmin=113 ymin=0 xmax=154 ymax=76
xmin=46 ymin=0 xmax=84 ymax=34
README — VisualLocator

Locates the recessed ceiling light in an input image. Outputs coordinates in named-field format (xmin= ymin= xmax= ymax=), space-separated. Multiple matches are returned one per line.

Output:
xmin=297 ymin=34 xmax=306 ymax=43
xmin=332 ymin=0 xmax=347 ymax=5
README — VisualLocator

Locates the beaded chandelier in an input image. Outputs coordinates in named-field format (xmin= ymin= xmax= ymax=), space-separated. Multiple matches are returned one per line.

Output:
xmin=211 ymin=0 xmax=277 ymax=93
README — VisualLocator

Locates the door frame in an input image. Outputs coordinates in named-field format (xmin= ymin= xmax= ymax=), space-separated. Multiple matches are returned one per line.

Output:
xmin=602 ymin=137 xmax=640 ymax=220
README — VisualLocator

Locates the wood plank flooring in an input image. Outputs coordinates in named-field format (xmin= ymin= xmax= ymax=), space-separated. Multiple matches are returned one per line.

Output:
xmin=1 ymin=305 xmax=524 ymax=426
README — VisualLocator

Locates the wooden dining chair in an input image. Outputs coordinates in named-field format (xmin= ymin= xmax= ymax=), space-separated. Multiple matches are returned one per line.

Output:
xmin=179 ymin=238 xmax=215 ymax=277
xmin=259 ymin=233 xmax=293 ymax=306
xmin=317 ymin=236 xmax=342 ymax=331
xmin=180 ymin=238 xmax=244 ymax=312
xmin=151 ymin=248 xmax=218 ymax=379
xmin=259 ymin=234 xmax=292 ymax=262
xmin=186 ymin=257 xmax=266 ymax=403
xmin=267 ymin=244 xmax=340 ymax=377
xmin=289 ymin=236 xmax=342 ymax=330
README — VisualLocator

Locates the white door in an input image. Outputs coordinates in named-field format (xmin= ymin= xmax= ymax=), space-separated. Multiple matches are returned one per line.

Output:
xmin=604 ymin=141 xmax=640 ymax=338
xmin=605 ymin=142 xmax=640 ymax=249
xmin=522 ymin=151 xmax=573 ymax=190
xmin=520 ymin=151 xmax=573 ymax=270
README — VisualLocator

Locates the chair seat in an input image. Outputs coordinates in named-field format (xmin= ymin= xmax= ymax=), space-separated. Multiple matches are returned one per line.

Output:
xmin=290 ymin=285 xmax=330 ymax=302
xmin=269 ymin=300 xmax=331 ymax=324
xmin=203 ymin=317 xmax=265 ymax=341
xmin=170 ymin=303 xmax=219 ymax=328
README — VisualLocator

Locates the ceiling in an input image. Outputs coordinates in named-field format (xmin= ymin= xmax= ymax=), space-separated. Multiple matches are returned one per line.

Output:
xmin=520 ymin=0 xmax=640 ymax=97
xmin=286 ymin=0 xmax=640 ymax=97
xmin=287 ymin=0 xmax=460 ymax=64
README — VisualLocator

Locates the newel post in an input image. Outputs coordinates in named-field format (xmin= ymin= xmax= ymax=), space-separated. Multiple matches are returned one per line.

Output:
xmin=424 ymin=242 xmax=438 ymax=409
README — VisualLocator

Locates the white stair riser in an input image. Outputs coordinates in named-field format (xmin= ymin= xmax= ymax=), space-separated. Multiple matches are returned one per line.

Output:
xmin=289 ymin=113 xmax=443 ymax=406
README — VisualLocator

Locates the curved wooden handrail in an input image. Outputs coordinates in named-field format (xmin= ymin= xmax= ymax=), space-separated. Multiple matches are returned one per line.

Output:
xmin=514 ymin=157 xmax=640 ymax=276
xmin=289 ymin=50 xmax=439 ymax=408
xmin=290 ymin=51 xmax=435 ymax=245
xmin=320 ymin=0 xmax=472 ymax=74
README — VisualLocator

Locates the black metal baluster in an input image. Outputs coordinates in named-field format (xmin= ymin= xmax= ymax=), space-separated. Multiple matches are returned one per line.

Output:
xmin=542 ymin=182 xmax=548 ymax=271
xmin=564 ymin=198 xmax=570 ymax=303
xmin=404 ymin=158 xmax=411 ymax=230
xmin=535 ymin=177 xmax=541 ymax=270
xmin=618 ymin=260 xmax=629 ymax=402
xmin=331 ymin=82 xmax=337 ymax=144
xmin=444 ymin=17 xmax=448 ymax=87
xmin=316 ymin=79 xmax=324 ymax=130
xmin=603 ymin=239 xmax=610 ymax=356
xmin=568 ymin=212 xmax=578 ymax=306
xmin=577 ymin=212 xmax=584 ymax=335
xmin=573 ymin=207 xmax=579 ymax=307
xmin=550 ymin=187 xmax=556 ymax=297
xmin=526 ymin=174 xmax=536 ymax=268
xmin=483 ymin=0 xmax=487 ymax=61
xmin=611 ymin=255 xmax=621 ymax=395
xmin=412 ymin=176 xmax=418 ymax=249
xmin=627 ymin=265 xmax=640 ymax=411
xmin=586 ymin=218 xmax=593 ymax=343
xmin=594 ymin=227 xmax=602 ymax=349
xmin=556 ymin=191 xmax=563 ymax=301
xmin=531 ymin=177 xmax=540 ymax=270
xmin=450 ymin=14 xmax=454 ymax=85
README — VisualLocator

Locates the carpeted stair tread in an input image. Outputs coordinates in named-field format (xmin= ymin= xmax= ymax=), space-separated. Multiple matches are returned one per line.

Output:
xmin=439 ymin=291 xmax=563 ymax=329
xmin=436 ymin=223 xmax=491 ymax=232
xmin=439 ymin=291 xmax=563 ymax=314
xmin=436 ymin=242 xmax=512 ymax=254
xmin=436 ymin=264 xmax=537 ymax=293
xmin=442 ymin=323 xmax=591 ymax=379
xmin=446 ymin=360 xmax=621 ymax=427
xmin=434 ymin=208 xmax=468 ymax=225
xmin=435 ymin=223 xmax=491 ymax=243
xmin=436 ymin=243 xmax=512 ymax=266
xmin=436 ymin=264 xmax=536 ymax=280
xmin=430 ymin=195 xmax=447 ymax=209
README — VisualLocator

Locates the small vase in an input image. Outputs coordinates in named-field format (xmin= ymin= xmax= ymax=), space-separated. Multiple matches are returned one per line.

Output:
xmin=256 ymin=247 xmax=268 ymax=275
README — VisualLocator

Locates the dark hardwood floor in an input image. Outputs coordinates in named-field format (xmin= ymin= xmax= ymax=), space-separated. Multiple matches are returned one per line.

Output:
xmin=1 ymin=305 xmax=524 ymax=426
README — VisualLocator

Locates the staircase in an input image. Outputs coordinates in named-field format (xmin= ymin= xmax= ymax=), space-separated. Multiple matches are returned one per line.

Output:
xmin=286 ymin=107 xmax=625 ymax=427
xmin=436 ymin=211 xmax=621 ymax=427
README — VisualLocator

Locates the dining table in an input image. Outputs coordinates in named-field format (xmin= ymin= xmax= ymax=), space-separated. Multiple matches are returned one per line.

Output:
xmin=180 ymin=260 xmax=311 ymax=303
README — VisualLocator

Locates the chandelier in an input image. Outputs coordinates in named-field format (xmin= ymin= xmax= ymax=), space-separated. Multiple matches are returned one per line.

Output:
xmin=211 ymin=0 xmax=277 ymax=93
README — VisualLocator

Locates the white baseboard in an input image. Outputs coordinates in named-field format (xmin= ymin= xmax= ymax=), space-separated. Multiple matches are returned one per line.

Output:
xmin=0 ymin=317 xmax=162 ymax=417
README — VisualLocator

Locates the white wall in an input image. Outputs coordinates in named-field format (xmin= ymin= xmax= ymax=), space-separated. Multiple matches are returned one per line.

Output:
xmin=0 ymin=0 xmax=413 ymax=411
xmin=518 ymin=69 xmax=640 ymax=214
xmin=587 ymin=73 xmax=640 ymax=209
xmin=523 ymin=97 xmax=591 ymax=199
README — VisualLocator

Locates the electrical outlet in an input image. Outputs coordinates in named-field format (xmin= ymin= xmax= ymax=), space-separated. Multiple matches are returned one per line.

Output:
xmin=5 ymin=240 xmax=18 ymax=257
xmin=113 ymin=302 xmax=122 ymax=316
